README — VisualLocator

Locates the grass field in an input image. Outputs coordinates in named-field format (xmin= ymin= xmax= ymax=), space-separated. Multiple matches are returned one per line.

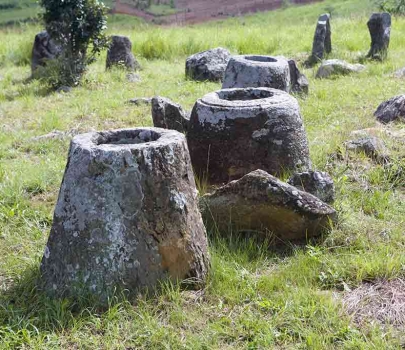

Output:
xmin=2 ymin=0 xmax=405 ymax=348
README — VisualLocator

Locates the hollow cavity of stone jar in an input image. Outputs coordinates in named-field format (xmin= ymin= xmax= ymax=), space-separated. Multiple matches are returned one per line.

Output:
xmin=40 ymin=127 xmax=210 ymax=301
xmin=187 ymin=88 xmax=311 ymax=184
xmin=222 ymin=55 xmax=291 ymax=92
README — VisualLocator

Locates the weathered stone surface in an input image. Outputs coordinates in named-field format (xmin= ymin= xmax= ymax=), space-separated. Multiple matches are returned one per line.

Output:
xmin=31 ymin=31 xmax=61 ymax=74
xmin=187 ymin=87 xmax=311 ymax=184
xmin=201 ymin=170 xmax=337 ymax=241
xmin=106 ymin=35 xmax=140 ymax=71
xmin=307 ymin=13 xmax=332 ymax=65
xmin=222 ymin=55 xmax=291 ymax=92
xmin=393 ymin=67 xmax=405 ymax=78
xmin=40 ymin=128 xmax=210 ymax=301
xmin=128 ymin=97 xmax=152 ymax=106
xmin=345 ymin=136 xmax=389 ymax=162
xmin=185 ymin=47 xmax=231 ymax=82
xmin=316 ymin=59 xmax=365 ymax=79
xmin=374 ymin=95 xmax=405 ymax=124
xmin=288 ymin=59 xmax=309 ymax=95
xmin=367 ymin=13 xmax=391 ymax=60
xmin=151 ymin=96 xmax=190 ymax=133
xmin=288 ymin=171 xmax=335 ymax=204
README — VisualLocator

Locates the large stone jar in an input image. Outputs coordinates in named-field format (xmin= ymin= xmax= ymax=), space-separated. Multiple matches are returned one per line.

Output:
xmin=222 ymin=55 xmax=291 ymax=92
xmin=40 ymin=128 xmax=210 ymax=300
xmin=187 ymin=88 xmax=311 ymax=184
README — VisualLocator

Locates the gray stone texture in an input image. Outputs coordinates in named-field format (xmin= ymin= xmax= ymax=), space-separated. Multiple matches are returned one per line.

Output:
xmin=316 ymin=59 xmax=365 ymax=79
xmin=345 ymin=136 xmax=389 ymax=162
xmin=151 ymin=96 xmax=190 ymax=133
xmin=367 ymin=13 xmax=391 ymax=60
xmin=31 ymin=31 xmax=61 ymax=75
xmin=288 ymin=171 xmax=335 ymax=204
xmin=288 ymin=59 xmax=309 ymax=95
xmin=374 ymin=94 xmax=405 ymax=124
xmin=201 ymin=169 xmax=337 ymax=242
xmin=308 ymin=13 xmax=332 ymax=65
xmin=106 ymin=35 xmax=140 ymax=71
xmin=222 ymin=55 xmax=291 ymax=92
xmin=185 ymin=47 xmax=231 ymax=82
xmin=40 ymin=128 xmax=210 ymax=301
xmin=187 ymin=87 xmax=311 ymax=184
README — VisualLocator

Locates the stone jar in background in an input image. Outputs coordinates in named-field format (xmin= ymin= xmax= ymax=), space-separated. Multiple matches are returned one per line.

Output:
xmin=187 ymin=87 xmax=311 ymax=184
xmin=222 ymin=55 xmax=291 ymax=92
xmin=40 ymin=128 xmax=210 ymax=301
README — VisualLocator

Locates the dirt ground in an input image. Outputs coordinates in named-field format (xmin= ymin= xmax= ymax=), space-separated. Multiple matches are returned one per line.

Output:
xmin=113 ymin=0 xmax=322 ymax=25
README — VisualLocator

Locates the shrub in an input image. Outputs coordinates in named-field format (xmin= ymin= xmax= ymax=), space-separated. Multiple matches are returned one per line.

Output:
xmin=377 ymin=0 xmax=405 ymax=15
xmin=40 ymin=0 xmax=109 ymax=87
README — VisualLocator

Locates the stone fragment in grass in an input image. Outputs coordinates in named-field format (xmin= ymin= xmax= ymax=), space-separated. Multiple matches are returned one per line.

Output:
xmin=187 ymin=87 xmax=311 ymax=184
xmin=366 ymin=13 xmax=391 ymax=60
xmin=222 ymin=55 xmax=291 ymax=92
xmin=31 ymin=31 xmax=61 ymax=75
xmin=374 ymin=94 xmax=405 ymax=124
xmin=288 ymin=171 xmax=334 ymax=204
xmin=315 ymin=59 xmax=365 ymax=79
xmin=288 ymin=59 xmax=309 ymax=95
xmin=200 ymin=169 xmax=336 ymax=242
xmin=126 ymin=73 xmax=141 ymax=83
xmin=185 ymin=47 xmax=231 ymax=82
xmin=151 ymin=96 xmax=190 ymax=133
xmin=306 ymin=13 xmax=331 ymax=66
xmin=40 ymin=127 xmax=210 ymax=301
xmin=393 ymin=67 xmax=405 ymax=78
xmin=345 ymin=136 xmax=389 ymax=163
xmin=106 ymin=35 xmax=140 ymax=71
xmin=128 ymin=97 xmax=152 ymax=106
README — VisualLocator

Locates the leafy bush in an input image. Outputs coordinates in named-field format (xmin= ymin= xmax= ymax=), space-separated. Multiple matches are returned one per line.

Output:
xmin=40 ymin=0 xmax=109 ymax=87
xmin=377 ymin=0 xmax=405 ymax=15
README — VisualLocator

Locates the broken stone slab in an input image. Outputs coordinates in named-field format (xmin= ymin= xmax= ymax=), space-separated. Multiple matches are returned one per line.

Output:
xmin=351 ymin=127 xmax=405 ymax=142
xmin=201 ymin=169 xmax=337 ymax=242
xmin=315 ymin=59 xmax=365 ymax=79
xmin=374 ymin=95 xmax=405 ymax=124
xmin=345 ymin=136 xmax=389 ymax=162
xmin=288 ymin=171 xmax=335 ymax=204
xmin=367 ymin=13 xmax=391 ymax=60
xmin=40 ymin=127 xmax=210 ymax=301
xmin=288 ymin=59 xmax=309 ymax=95
xmin=307 ymin=13 xmax=332 ymax=66
xmin=185 ymin=47 xmax=231 ymax=82
xmin=187 ymin=87 xmax=311 ymax=184
xmin=31 ymin=31 xmax=62 ymax=75
xmin=222 ymin=55 xmax=291 ymax=92
xmin=128 ymin=97 xmax=152 ymax=106
xmin=151 ymin=96 xmax=190 ymax=133
xmin=30 ymin=129 xmax=80 ymax=141
xmin=106 ymin=35 xmax=140 ymax=71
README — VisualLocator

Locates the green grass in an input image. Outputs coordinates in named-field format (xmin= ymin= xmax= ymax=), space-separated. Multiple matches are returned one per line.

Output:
xmin=146 ymin=3 xmax=180 ymax=16
xmin=2 ymin=0 xmax=405 ymax=348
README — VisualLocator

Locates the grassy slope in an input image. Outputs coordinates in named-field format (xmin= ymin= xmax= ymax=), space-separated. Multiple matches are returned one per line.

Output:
xmin=2 ymin=0 xmax=405 ymax=348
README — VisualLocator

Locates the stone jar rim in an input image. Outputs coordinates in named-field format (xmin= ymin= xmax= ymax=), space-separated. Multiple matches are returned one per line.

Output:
xmin=71 ymin=127 xmax=185 ymax=152
xmin=232 ymin=55 xmax=287 ymax=66
xmin=200 ymin=87 xmax=294 ymax=109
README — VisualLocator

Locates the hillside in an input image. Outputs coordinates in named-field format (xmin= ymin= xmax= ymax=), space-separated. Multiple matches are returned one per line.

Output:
xmin=2 ymin=0 xmax=405 ymax=348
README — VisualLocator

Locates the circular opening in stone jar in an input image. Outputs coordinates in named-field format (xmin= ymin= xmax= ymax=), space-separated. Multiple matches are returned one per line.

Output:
xmin=244 ymin=55 xmax=277 ymax=63
xmin=97 ymin=129 xmax=161 ymax=145
xmin=218 ymin=89 xmax=273 ymax=101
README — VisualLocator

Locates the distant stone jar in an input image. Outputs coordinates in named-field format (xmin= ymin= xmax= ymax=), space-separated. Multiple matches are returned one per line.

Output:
xmin=185 ymin=47 xmax=231 ymax=82
xmin=106 ymin=35 xmax=140 ymax=71
xmin=307 ymin=13 xmax=332 ymax=65
xmin=187 ymin=87 xmax=311 ymax=184
xmin=222 ymin=55 xmax=291 ymax=92
xmin=367 ymin=13 xmax=391 ymax=60
xmin=31 ymin=31 xmax=61 ymax=75
xmin=40 ymin=128 xmax=210 ymax=301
